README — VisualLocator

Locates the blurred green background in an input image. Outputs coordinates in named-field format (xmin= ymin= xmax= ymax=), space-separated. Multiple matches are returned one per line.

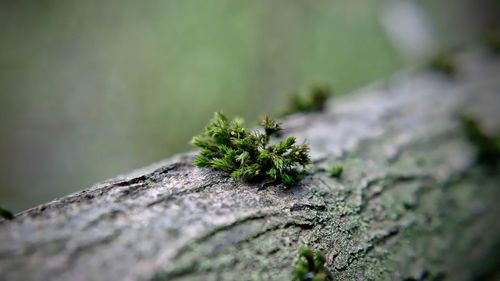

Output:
xmin=0 ymin=0 xmax=491 ymax=212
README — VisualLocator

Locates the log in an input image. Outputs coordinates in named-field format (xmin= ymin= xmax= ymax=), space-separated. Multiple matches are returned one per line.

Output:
xmin=1 ymin=50 xmax=500 ymax=281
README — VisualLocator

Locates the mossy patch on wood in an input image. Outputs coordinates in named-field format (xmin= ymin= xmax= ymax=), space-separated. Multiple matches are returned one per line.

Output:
xmin=430 ymin=54 xmax=456 ymax=75
xmin=329 ymin=165 xmax=344 ymax=178
xmin=191 ymin=112 xmax=311 ymax=186
xmin=0 ymin=206 xmax=14 ymax=220
xmin=483 ymin=31 xmax=500 ymax=53
xmin=461 ymin=114 xmax=500 ymax=165
xmin=294 ymin=247 xmax=332 ymax=281
xmin=282 ymin=83 xmax=332 ymax=116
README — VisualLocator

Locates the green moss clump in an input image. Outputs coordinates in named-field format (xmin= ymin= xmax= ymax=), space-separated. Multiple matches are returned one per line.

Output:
xmin=329 ymin=165 xmax=344 ymax=178
xmin=430 ymin=54 xmax=456 ymax=75
xmin=0 ymin=206 xmax=14 ymax=220
xmin=483 ymin=31 xmax=500 ymax=53
xmin=191 ymin=112 xmax=311 ymax=186
xmin=283 ymin=83 xmax=332 ymax=116
xmin=294 ymin=247 xmax=331 ymax=281
xmin=461 ymin=115 xmax=500 ymax=165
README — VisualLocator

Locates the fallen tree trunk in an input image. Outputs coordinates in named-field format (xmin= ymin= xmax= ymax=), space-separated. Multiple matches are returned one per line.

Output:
xmin=1 ymin=50 xmax=500 ymax=281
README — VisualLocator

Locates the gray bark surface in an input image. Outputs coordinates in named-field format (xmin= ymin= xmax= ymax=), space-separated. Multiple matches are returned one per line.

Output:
xmin=1 ymin=51 xmax=500 ymax=281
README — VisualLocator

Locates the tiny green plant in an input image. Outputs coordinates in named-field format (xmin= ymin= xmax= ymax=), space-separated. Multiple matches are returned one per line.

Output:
xmin=483 ymin=30 xmax=500 ymax=53
xmin=461 ymin=114 xmax=500 ymax=165
xmin=329 ymin=165 xmax=344 ymax=178
xmin=283 ymin=83 xmax=332 ymax=116
xmin=430 ymin=53 xmax=456 ymax=75
xmin=0 ymin=205 xmax=14 ymax=220
xmin=294 ymin=247 xmax=332 ymax=281
xmin=191 ymin=112 xmax=311 ymax=186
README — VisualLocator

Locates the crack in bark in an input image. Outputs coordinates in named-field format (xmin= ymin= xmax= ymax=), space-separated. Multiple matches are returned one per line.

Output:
xmin=113 ymin=163 xmax=188 ymax=188
xmin=172 ymin=211 xmax=282 ymax=260
xmin=146 ymin=182 xmax=214 ymax=207
xmin=290 ymin=203 xmax=327 ymax=212
xmin=54 ymin=229 xmax=123 ymax=278
xmin=154 ymin=218 xmax=315 ymax=280
xmin=82 ymin=209 xmax=125 ymax=231
xmin=358 ymin=173 xmax=435 ymax=213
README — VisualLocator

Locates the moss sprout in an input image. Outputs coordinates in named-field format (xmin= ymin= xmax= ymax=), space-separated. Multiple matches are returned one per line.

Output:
xmin=416 ymin=157 xmax=427 ymax=167
xmin=294 ymin=247 xmax=332 ymax=281
xmin=430 ymin=54 xmax=456 ymax=75
xmin=483 ymin=31 xmax=500 ymax=53
xmin=329 ymin=165 xmax=344 ymax=178
xmin=283 ymin=83 xmax=332 ymax=116
xmin=0 ymin=206 xmax=14 ymax=220
xmin=461 ymin=114 xmax=500 ymax=165
xmin=191 ymin=112 xmax=311 ymax=186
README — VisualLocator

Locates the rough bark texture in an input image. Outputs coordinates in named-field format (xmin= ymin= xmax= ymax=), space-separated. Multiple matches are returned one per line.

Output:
xmin=1 ymin=51 xmax=500 ymax=281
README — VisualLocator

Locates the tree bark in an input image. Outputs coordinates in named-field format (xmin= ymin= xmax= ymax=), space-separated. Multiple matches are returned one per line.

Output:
xmin=1 ymin=50 xmax=500 ymax=281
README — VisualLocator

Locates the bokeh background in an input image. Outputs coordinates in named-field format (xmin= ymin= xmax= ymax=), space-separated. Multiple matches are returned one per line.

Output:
xmin=0 ymin=0 xmax=496 ymax=212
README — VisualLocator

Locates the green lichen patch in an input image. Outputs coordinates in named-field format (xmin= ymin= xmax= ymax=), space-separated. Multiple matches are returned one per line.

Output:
xmin=283 ymin=83 xmax=332 ymax=116
xmin=294 ymin=247 xmax=332 ymax=281
xmin=0 ymin=206 xmax=14 ymax=220
xmin=461 ymin=114 xmax=500 ymax=165
xmin=191 ymin=112 xmax=311 ymax=186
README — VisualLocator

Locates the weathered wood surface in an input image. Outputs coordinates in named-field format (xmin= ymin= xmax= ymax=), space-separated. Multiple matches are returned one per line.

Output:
xmin=1 ymin=51 xmax=500 ymax=281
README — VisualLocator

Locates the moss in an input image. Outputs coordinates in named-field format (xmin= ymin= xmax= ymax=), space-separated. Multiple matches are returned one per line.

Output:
xmin=430 ymin=54 xmax=456 ymax=75
xmin=283 ymin=83 xmax=332 ymax=116
xmin=483 ymin=31 xmax=500 ymax=53
xmin=461 ymin=114 xmax=500 ymax=165
xmin=329 ymin=165 xmax=344 ymax=178
xmin=0 ymin=205 xmax=14 ymax=220
xmin=191 ymin=112 xmax=311 ymax=186
xmin=416 ymin=157 xmax=427 ymax=167
xmin=294 ymin=247 xmax=332 ymax=281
